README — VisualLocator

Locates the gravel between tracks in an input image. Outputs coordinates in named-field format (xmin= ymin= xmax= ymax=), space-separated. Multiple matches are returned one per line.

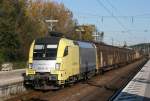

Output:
xmin=7 ymin=59 xmax=147 ymax=101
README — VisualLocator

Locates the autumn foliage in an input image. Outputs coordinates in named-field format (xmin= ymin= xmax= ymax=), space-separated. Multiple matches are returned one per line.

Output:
xmin=0 ymin=0 xmax=95 ymax=62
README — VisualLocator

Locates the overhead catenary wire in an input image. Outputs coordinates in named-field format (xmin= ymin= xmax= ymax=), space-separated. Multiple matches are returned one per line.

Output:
xmin=76 ymin=14 xmax=150 ymax=19
xmin=73 ymin=11 xmax=150 ymax=24
xmin=105 ymin=0 xmax=118 ymax=12
xmin=104 ymin=0 xmax=130 ymax=23
xmin=96 ymin=0 xmax=130 ymax=32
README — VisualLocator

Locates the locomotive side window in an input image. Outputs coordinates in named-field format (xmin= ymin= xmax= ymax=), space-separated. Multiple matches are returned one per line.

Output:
xmin=63 ymin=46 xmax=68 ymax=57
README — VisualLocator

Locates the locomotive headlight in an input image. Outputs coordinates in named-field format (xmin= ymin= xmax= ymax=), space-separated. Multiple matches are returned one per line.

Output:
xmin=55 ymin=63 xmax=61 ymax=70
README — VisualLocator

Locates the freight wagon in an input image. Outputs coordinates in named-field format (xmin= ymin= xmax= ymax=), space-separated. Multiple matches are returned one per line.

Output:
xmin=95 ymin=43 xmax=137 ymax=73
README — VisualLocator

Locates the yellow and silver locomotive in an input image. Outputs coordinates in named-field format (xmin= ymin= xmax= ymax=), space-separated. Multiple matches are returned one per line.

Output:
xmin=25 ymin=33 xmax=97 ymax=89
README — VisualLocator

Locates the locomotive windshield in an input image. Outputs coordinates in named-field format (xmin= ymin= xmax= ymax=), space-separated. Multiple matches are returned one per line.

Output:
xmin=33 ymin=44 xmax=58 ymax=60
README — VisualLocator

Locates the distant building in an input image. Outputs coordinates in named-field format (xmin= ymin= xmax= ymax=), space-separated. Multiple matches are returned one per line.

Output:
xmin=130 ymin=43 xmax=150 ymax=57
xmin=75 ymin=24 xmax=104 ymax=42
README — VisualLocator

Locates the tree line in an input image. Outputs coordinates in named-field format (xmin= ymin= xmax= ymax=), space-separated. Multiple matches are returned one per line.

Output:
xmin=0 ymin=0 xmax=97 ymax=63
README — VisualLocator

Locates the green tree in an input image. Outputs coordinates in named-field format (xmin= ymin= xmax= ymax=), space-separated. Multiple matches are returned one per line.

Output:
xmin=0 ymin=0 xmax=78 ymax=62
xmin=0 ymin=0 xmax=21 ymax=61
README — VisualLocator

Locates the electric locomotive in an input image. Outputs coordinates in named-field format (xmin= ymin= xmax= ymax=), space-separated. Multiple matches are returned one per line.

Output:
xmin=24 ymin=32 xmax=97 ymax=89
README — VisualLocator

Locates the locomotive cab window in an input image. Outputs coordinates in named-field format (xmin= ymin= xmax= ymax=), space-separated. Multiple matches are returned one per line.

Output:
xmin=46 ymin=45 xmax=58 ymax=59
xmin=33 ymin=45 xmax=44 ymax=59
xmin=63 ymin=46 xmax=68 ymax=57
xmin=33 ymin=44 xmax=58 ymax=60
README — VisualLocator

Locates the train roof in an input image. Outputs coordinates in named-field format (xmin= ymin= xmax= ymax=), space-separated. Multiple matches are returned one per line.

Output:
xmin=93 ymin=42 xmax=133 ymax=51
xmin=35 ymin=36 xmax=61 ymax=44
xmin=35 ymin=32 xmax=133 ymax=52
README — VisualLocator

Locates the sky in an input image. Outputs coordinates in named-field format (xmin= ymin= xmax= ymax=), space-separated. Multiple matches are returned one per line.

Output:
xmin=52 ymin=0 xmax=150 ymax=46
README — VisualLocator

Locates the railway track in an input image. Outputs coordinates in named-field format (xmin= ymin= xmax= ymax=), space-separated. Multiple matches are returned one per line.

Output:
xmin=7 ymin=58 xmax=147 ymax=101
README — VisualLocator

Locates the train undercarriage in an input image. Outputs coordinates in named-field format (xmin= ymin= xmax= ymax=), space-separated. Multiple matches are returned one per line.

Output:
xmin=24 ymin=70 xmax=96 ymax=90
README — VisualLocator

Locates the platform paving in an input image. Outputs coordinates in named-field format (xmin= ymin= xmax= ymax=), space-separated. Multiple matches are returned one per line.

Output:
xmin=114 ymin=60 xmax=150 ymax=101
xmin=0 ymin=69 xmax=25 ymax=86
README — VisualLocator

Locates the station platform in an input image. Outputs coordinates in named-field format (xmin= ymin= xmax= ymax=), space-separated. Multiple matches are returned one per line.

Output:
xmin=0 ymin=69 xmax=26 ymax=100
xmin=0 ymin=69 xmax=25 ymax=86
xmin=114 ymin=60 xmax=150 ymax=101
